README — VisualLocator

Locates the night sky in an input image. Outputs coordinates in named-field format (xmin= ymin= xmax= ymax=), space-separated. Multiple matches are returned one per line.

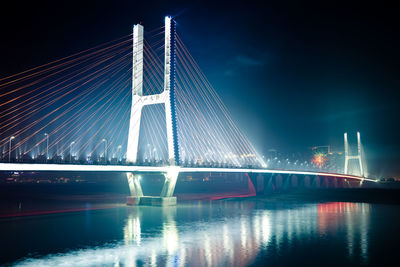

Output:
xmin=0 ymin=1 xmax=399 ymax=177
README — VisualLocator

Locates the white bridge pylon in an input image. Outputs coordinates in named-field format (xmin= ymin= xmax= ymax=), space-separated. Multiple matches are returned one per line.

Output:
xmin=126 ymin=17 xmax=179 ymax=166
xmin=344 ymin=132 xmax=367 ymax=177
xmin=125 ymin=17 xmax=179 ymax=204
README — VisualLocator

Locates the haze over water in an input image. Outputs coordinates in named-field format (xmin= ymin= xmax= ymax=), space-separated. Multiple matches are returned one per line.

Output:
xmin=1 ymin=198 xmax=400 ymax=266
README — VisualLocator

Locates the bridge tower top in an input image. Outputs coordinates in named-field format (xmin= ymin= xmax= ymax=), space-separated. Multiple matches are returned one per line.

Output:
xmin=132 ymin=24 xmax=144 ymax=96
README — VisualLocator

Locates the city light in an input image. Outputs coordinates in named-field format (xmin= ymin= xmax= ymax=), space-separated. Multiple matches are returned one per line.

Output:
xmin=70 ymin=141 xmax=75 ymax=162
xmin=9 ymin=136 xmax=15 ymax=163
xmin=102 ymin=139 xmax=108 ymax=163
xmin=312 ymin=152 xmax=327 ymax=168
xmin=44 ymin=133 xmax=49 ymax=160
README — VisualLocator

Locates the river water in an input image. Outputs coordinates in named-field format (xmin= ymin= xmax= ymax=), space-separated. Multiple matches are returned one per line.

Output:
xmin=1 ymin=199 xmax=400 ymax=266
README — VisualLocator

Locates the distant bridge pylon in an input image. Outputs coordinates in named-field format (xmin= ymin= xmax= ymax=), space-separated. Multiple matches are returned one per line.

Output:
xmin=344 ymin=132 xmax=367 ymax=177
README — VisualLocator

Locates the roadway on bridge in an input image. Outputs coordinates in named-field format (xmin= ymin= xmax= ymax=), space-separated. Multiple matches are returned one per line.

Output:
xmin=0 ymin=163 xmax=376 ymax=182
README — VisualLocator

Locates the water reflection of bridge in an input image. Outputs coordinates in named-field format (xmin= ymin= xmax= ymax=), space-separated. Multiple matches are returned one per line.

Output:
xmin=11 ymin=201 xmax=370 ymax=266
xmin=122 ymin=201 xmax=370 ymax=266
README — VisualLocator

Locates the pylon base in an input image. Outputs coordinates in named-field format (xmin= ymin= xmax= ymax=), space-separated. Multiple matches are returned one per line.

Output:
xmin=139 ymin=196 xmax=177 ymax=206
xmin=126 ymin=196 xmax=141 ymax=205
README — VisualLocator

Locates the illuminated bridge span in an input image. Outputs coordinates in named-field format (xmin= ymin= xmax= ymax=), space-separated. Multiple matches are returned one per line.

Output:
xmin=0 ymin=17 xmax=372 ymax=204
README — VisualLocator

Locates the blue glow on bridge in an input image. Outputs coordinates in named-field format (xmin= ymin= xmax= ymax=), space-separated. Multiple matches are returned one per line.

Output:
xmin=0 ymin=163 xmax=377 ymax=183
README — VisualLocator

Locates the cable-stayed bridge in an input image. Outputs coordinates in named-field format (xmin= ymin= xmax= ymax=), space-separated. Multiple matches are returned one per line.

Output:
xmin=0 ymin=17 xmax=374 ymax=205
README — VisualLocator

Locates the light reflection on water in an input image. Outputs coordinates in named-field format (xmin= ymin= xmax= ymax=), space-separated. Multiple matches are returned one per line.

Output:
xmin=12 ymin=201 xmax=370 ymax=267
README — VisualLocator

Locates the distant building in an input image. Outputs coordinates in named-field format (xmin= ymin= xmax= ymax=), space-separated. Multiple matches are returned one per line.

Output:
xmin=267 ymin=149 xmax=277 ymax=159
xmin=311 ymin=145 xmax=331 ymax=155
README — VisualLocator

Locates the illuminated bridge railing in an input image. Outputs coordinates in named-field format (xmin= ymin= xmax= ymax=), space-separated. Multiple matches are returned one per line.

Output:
xmin=0 ymin=162 xmax=377 ymax=183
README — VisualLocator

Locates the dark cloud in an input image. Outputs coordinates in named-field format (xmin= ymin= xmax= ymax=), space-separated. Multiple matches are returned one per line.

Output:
xmin=235 ymin=55 xmax=266 ymax=66
xmin=224 ymin=54 xmax=267 ymax=76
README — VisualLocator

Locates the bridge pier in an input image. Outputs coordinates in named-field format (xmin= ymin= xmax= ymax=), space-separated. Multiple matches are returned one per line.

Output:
xmin=127 ymin=168 xmax=179 ymax=206
xmin=248 ymin=173 xmax=265 ymax=195
xmin=283 ymin=174 xmax=291 ymax=191
xmin=311 ymin=176 xmax=321 ymax=188
xmin=321 ymin=176 xmax=329 ymax=188
xmin=264 ymin=174 xmax=275 ymax=194
xmin=126 ymin=173 xmax=144 ymax=205
xmin=332 ymin=177 xmax=338 ymax=188
xmin=303 ymin=175 xmax=311 ymax=188
xmin=160 ymin=169 xmax=179 ymax=197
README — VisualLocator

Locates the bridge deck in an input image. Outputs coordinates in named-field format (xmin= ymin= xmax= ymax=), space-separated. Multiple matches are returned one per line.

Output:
xmin=0 ymin=163 xmax=376 ymax=182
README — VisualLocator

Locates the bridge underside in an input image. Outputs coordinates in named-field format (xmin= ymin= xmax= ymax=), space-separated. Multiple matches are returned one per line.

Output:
xmin=247 ymin=173 xmax=374 ymax=195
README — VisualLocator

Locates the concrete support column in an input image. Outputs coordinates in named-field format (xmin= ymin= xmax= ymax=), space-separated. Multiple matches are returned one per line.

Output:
xmin=332 ymin=177 xmax=338 ymax=188
xmin=312 ymin=176 xmax=320 ymax=188
xmin=139 ymin=169 xmax=178 ymax=206
xmin=248 ymin=173 xmax=264 ymax=195
xmin=257 ymin=174 xmax=264 ymax=194
xmin=291 ymin=175 xmax=298 ymax=188
xmin=126 ymin=172 xmax=144 ymax=205
xmin=322 ymin=176 xmax=329 ymax=188
xmin=127 ymin=172 xmax=144 ymax=197
xmin=265 ymin=174 xmax=274 ymax=193
xmin=283 ymin=174 xmax=291 ymax=190
xmin=160 ymin=170 xmax=179 ymax=197
xmin=303 ymin=175 xmax=311 ymax=188
xmin=127 ymin=168 xmax=180 ymax=206
xmin=275 ymin=174 xmax=283 ymax=190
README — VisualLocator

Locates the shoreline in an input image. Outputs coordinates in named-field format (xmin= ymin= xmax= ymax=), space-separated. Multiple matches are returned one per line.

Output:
xmin=242 ymin=188 xmax=400 ymax=205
